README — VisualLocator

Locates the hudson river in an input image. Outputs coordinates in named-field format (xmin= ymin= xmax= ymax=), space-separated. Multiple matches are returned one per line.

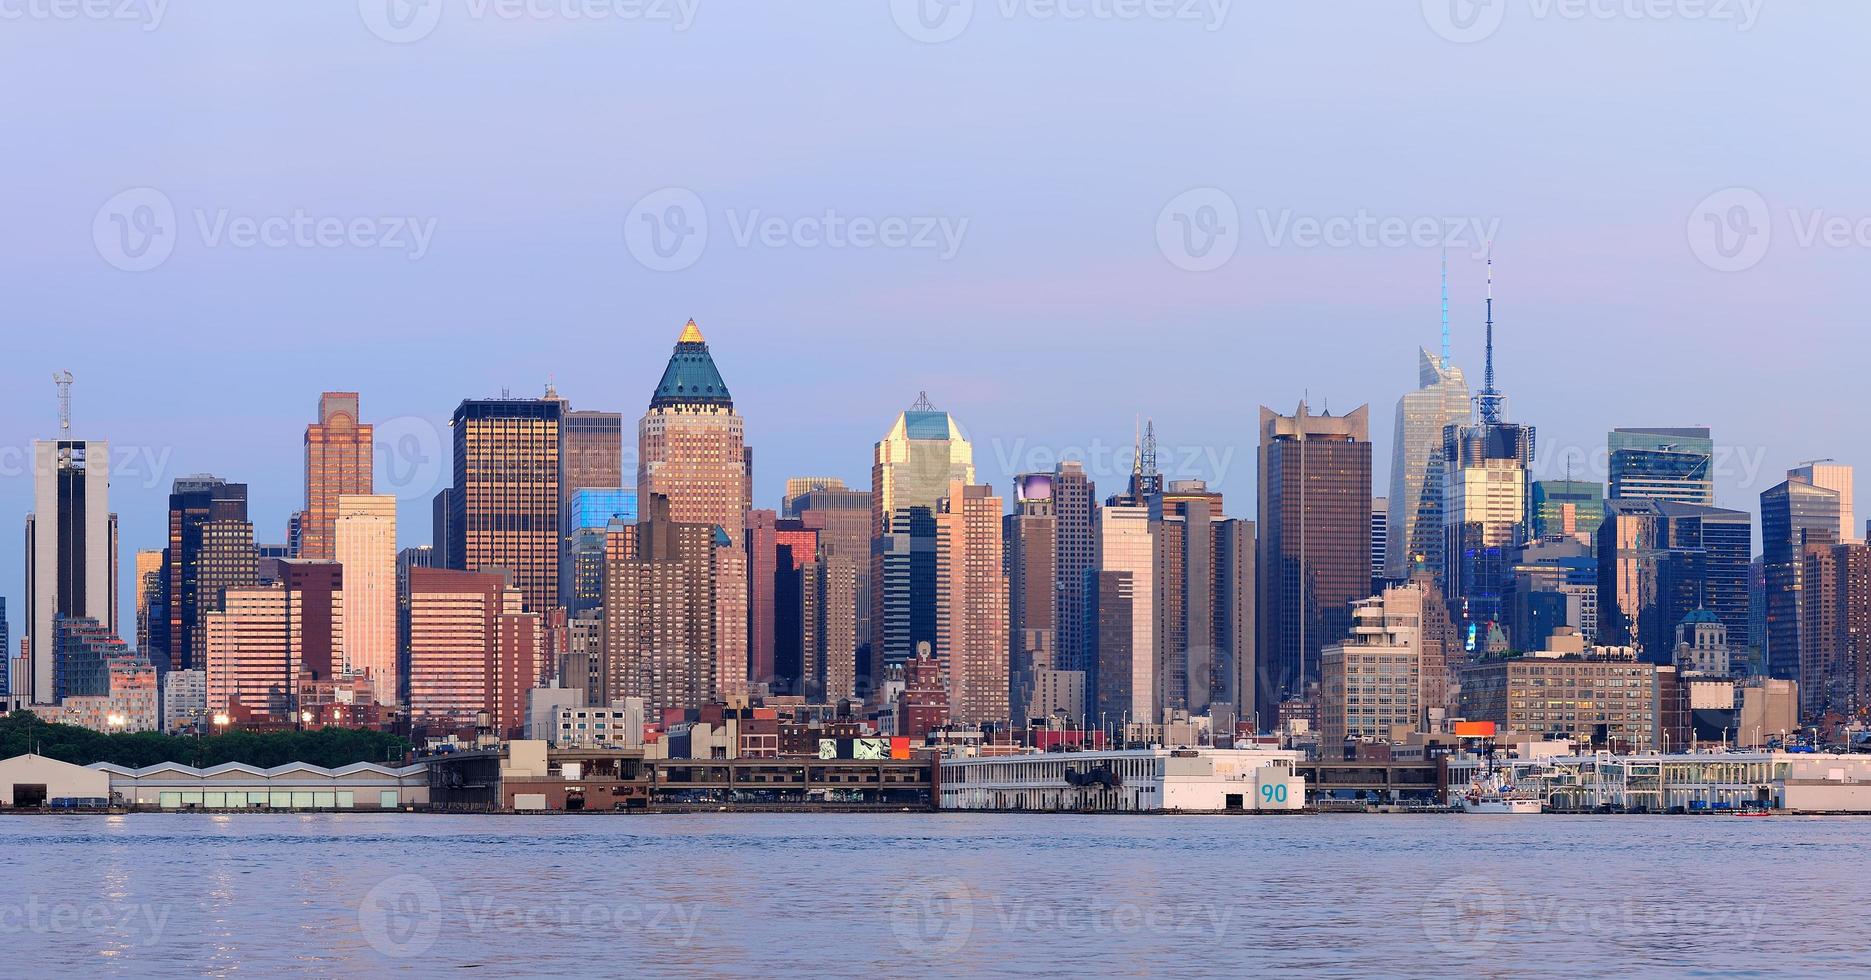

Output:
xmin=8 ymin=813 xmax=1864 ymax=976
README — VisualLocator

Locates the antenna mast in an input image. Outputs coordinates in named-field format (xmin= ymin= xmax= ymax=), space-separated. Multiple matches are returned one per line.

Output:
xmin=1440 ymin=251 xmax=1451 ymax=370
xmin=1476 ymin=251 xmax=1505 ymax=426
xmin=53 ymin=371 xmax=74 ymax=432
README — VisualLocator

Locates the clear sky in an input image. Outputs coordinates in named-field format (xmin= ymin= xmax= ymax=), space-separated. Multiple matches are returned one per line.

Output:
xmin=3 ymin=1 xmax=1867 ymax=623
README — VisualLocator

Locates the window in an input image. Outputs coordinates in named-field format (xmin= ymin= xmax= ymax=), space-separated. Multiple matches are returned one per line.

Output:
xmin=379 ymin=790 xmax=401 ymax=809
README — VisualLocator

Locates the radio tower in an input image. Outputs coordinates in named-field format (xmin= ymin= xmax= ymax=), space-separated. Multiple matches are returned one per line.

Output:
xmin=1475 ymin=252 xmax=1505 ymax=426
xmin=53 ymin=370 xmax=74 ymax=432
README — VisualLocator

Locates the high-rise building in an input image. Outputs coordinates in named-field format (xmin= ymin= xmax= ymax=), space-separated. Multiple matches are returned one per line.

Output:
xmin=1006 ymin=474 xmax=1057 ymax=726
xmin=746 ymin=510 xmax=820 ymax=694
xmin=448 ymin=397 xmax=563 ymax=614
xmin=1762 ymin=475 xmax=1843 ymax=681
xmin=1531 ymin=480 xmax=1605 ymax=542
xmin=1596 ymin=499 xmax=1751 ymax=663
xmin=133 ymin=549 xmax=162 ymax=654
xmin=798 ymin=547 xmax=860 ymax=703
xmin=1094 ymin=501 xmax=1154 ymax=725
xmin=1388 ymin=336 xmax=1470 ymax=582
xmin=1440 ymin=259 xmax=1536 ymax=643
xmin=207 ymin=586 xmax=311 ymax=720
xmin=638 ymin=320 xmax=749 ymax=535
xmin=1319 ymin=584 xmax=1438 ymax=750
xmin=936 ymin=483 xmax=1009 ymax=727
xmin=1790 ymin=461 xmax=1856 ymax=544
xmin=301 ymin=392 xmax=374 ymax=561
xmin=24 ymin=437 xmax=119 ymax=705
xmin=155 ymin=477 xmax=254 ymax=674
xmin=1801 ymin=542 xmax=1871 ymax=719
xmin=0 ymin=598 xmax=8 ymax=700
xmin=1607 ymin=427 xmax=1714 ymax=506
xmin=335 ymin=495 xmax=397 ymax=705
xmin=1153 ymin=480 xmax=1234 ymax=721
xmin=601 ymin=495 xmax=745 ymax=714
xmin=558 ymin=408 xmax=625 ymax=607
xmin=870 ymin=395 xmax=974 ymax=691
xmin=395 ymin=545 xmax=435 ymax=699
xmin=281 ymin=560 xmax=345 ymax=686
xmin=405 ymin=567 xmax=539 ymax=737
xmin=1052 ymin=461 xmax=1098 ymax=680
xmin=792 ymin=483 xmax=872 ymax=667
xmin=782 ymin=477 xmax=847 ymax=518
xmin=1369 ymin=499 xmax=1388 ymax=586
xmin=563 ymin=488 xmax=640 ymax=618
xmin=1257 ymin=402 xmax=1372 ymax=709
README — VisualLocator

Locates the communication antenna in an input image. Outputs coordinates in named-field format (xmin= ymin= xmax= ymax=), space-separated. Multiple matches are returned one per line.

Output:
xmin=911 ymin=391 xmax=935 ymax=412
xmin=53 ymin=371 xmax=74 ymax=432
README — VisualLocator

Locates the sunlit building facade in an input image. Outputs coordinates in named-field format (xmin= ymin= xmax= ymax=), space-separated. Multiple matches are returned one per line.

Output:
xmin=448 ymin=398 xmax=563 ymax=614
xmin=334 ymin=494 xmax=397 ymax=706
xmin=300 ymin=392 xmax=374 ymax=561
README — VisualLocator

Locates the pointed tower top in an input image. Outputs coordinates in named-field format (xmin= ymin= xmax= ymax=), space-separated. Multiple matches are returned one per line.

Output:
xmin=650 ymin=320 xmax=732 ymax=409
xmin=678 ymin=318 xmax=705 ymax=344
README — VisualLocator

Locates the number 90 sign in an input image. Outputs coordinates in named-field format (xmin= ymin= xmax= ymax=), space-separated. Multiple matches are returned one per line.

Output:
xmin=1260 ymin=783 xmax=1290 ymax=806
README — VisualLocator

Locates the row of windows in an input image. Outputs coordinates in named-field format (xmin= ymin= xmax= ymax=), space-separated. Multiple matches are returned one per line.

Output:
xmin=154 ymin=789 xmax=403 ymax=809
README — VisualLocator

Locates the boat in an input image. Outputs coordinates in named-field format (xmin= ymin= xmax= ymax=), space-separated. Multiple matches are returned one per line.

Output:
xmin=1457 ymin=764 xmax=1544 ymax=814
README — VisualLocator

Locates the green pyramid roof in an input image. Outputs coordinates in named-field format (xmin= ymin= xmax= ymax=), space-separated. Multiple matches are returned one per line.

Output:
xmin=650 ymin=319 xmax=733 ymax=409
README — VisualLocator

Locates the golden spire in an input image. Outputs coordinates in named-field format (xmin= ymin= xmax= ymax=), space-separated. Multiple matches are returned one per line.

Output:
xmin=678 ymin=318 xmax=705 ymax=344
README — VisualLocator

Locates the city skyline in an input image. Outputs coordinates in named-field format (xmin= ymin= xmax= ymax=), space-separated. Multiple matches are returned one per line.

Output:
xmin=7 ymin=5 xmax=1868 ymax=620
xmin=0 ymin=294 xmax=1848 ymax=629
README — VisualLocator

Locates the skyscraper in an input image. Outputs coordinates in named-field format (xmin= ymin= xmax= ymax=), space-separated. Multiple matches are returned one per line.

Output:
xmin=24 ymin=434 xmax=119 ymax=706
xmin=405 ymin=567 xmax=539 ymax=737
xmin=1531 ymin=480 xmax=1605 ymax=542
xmin=335 ymin=494 xmax=397 ymax=705
xmin=558 ymin=407 xmax=624 ymax=606
xmin=155 ymin=476 xmax=253 ymax=675
xmin=791 ymin=482 xmax=872 ymax=668
xmin=1388 ymin=337 xmax=1470 ymax=582
xmin=0 ymin=598 xmax=9 ymax=701
xmin=1052 ymin=461 xmax=1098 ymax=680
xmin=1440 ymin=262 xmax=1534 ymax=643
xmin=1257 ymin=402 xmax=1372 ymax=709
xmin=133 ymin=549 xmax=162 ymax=654
xmin=601 ymin=495 xmax=743 ymax=714
xmin=1607 ymin=427 xmax=1715 ymax=505
xmin=1596 ymin=499 xmax=1751 ymax=662
xmin=1094 ymin=500 xmax=1154 ymax=725
xmin=1006 ymin=475 xmax=1057 ymax=725
xmin=937 ymin=482 xmax=1009 ymax=726
xmin=1763 ymin=475 xmax=1843 ymax=682
xmin=782 ymin=477 xmax=847 ymax=518
xmin=301 ymin=392 xmax=374 ymax=561
xmin=1790 ymin=461 xmax=1856 ymax=544
xmin=870 ymin=395 xmax=974 ymax=690
xmin=638 ymin=320 xmax=749 ymax=535
xmin=448 ymin=397 xmax=563 ymax=614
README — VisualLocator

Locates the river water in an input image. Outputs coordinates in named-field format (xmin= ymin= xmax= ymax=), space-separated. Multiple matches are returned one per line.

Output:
xmin=5 ymin=812 xmax=1863 ymax=977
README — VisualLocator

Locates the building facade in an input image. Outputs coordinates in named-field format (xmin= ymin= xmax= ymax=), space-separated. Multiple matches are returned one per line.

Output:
xmin=300 ymin=392 xmax=374 ymax=561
